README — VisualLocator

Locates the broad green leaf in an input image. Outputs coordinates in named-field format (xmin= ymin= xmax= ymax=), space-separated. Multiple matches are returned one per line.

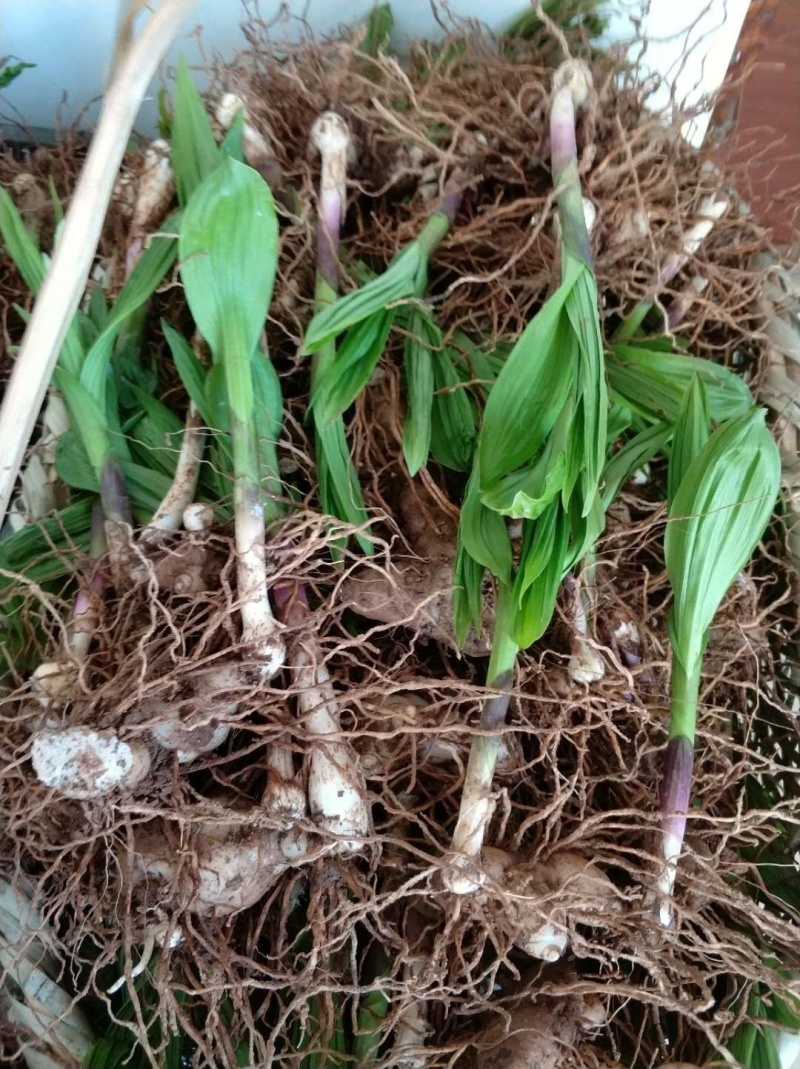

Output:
xmin=601 ymin=422 xmax=672 ymax=509
xmin=302 ymin=244 xmax=421 ymax=353
xmin=0 ymin=59 xmax=36 ymax=89
xmin=56 ymin=430 xmax=100 ymax=492
xmin=402 ymin=308 xmax=436 ymax=475
xmin=609 ymin=343 xmax=753 ymax=425
xmin=481 ymin=445 xmax=566 ymax=519
xmin=665 ymin=408 xmax=780 ymax=676
xmin=668 ymin=374 xmax=710 ymax=504
xmin=607 ymin=402 xmax=634 ymax=443
xmin=0 ymin=185 xmax=45 ymax=292
xmin=86 ymin=283 xmax=109 ymax=331
xmin=478 ymin=256 xmax=581 ymax=488
xmin=179 ymin=158 xmax=279 ymax=422
xmin=170 ymin=57 xmax=220 ymax=206
xmin=564 ymin=490 xmax=605 ymax=572
xmin=429 ymin=345 xmax=476 ymax=471
xmin=0 ymin=499 xmax=93 ymax=585
xmin=315 ymin=309 xmax=395 ymax=425
xmin=459 ymin=472 xmax=513 ymax=586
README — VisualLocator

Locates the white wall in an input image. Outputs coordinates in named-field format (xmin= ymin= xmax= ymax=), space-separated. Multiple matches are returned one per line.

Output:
xmin=0 ymin=0 xmax=749 ymax=145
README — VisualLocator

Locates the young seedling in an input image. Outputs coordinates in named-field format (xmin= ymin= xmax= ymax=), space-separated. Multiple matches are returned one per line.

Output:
xmin=659 ymin=401 xmax=780 ymax=926
xmin=445 ymin=59 xmax=608 ymax=893
xmin=302 ymin=170 xmax=469 ymax=427
xmin=178 ymin=156 xmax=285 ymax=678
xmin=274 ymin=583 xmax=370 ymax=853
xmin=308 ymin=111 xmax=372 ymax=551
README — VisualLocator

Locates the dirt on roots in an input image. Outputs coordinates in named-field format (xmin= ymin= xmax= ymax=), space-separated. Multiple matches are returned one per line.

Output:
xmin=1 ymin=8 xmax=799 ymax=1069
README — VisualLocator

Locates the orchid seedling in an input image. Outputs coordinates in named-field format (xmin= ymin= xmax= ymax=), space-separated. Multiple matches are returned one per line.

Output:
xmin=658 ymin=400 xmax=780 ymax=925
xmin=301 ymin=170 xmax=470 ymax=428
xmin=443 ymin=59 xmax=608 ymax=893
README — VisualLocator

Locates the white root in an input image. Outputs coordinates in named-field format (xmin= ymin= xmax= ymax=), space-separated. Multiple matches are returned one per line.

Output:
xmin=263 ymin=735 xmax=307 ymax=828
xmin=31 ymin=727 xmax=151 ymax=799
xmin=141 ymin=403 xmax=205 ymax=538
xmin=567 ymin=577 xmax=605 ymax=685
xmin=234 ymin=485 xmax=285 ymax=678
xmin=393 ymin=959 xmax=429 ymax=1069
xmin=294 ymin=639 xmax=370 ymax=854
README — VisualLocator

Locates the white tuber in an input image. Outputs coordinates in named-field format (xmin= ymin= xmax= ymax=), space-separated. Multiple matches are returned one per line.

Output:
xmin=134 ymin=806 xmax=297 ymax=916
xmin=182 ymin=501 xmax=214 ymax=531
xmin=31 ymin=727 xmax=151 ymax=799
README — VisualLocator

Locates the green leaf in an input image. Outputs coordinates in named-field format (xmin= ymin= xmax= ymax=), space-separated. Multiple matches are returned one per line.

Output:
xmin=453 ymin=540 xmax=485 ymax=646
xmin=0 ymin=501 xmax=93 ymax=606
xmin=515 ymin=501 xmax=560 ymax=596
xmin=361 ymin=4 xmax=394 ymax=56
xmin=220 ymin=107 xmax=246 ymax=162
xmin=402 ymin=308 xmax=436 ymax=475
xmin=352 ymin=987 xmax=389 ymax=1063
xmin=513 ymin=502 xmax=570 ymax=647
xmin=0 ymin=186 xmax=84 ymax=375
xmin=157 ymin=86 xmax=173 ymax=139
xmin=478 ymin=257 xmax=581 ymax=489
xmin=668 ymin=374 xmax=710 ymax=504
xmin=80 ymin=219 xmax=179 ymax=408
xmin=566 ymin=256 xmax=608 ymax=506
xmin=55 ymin=368 xmax=113 ymax=478
xmin=564 ymin=490 xmax=605 ymax=572
xmin=163 ymin=321 xmax=212 ymax=426
xmin=608 ymin=342 xmax=753 ymax=425
xmin=315 ymin=309 xmax=395 ymax=425
xmin=459 ymin=472 xmax=513 ymax=586
xmin=601 ymin=422 xmax=673 ymax=509
xmin=170 ymin=57 xmax=220 ymax=206
xmin=316 ymin=418 xmax=373 ymax=554
xmin=179 ymin=158 xmax=279 ymax=422
xmin=56 ymin=430 xmax=99 ymax=492
xmin=429 ymin=345 xmax=477 ymax=472
xmin=0 ymin=59 xmax=36 ymax=89
xmin=303 ymin=244 xmax=421 ymax=353
xmin=665 ymin=408 xmax=781 ymax=677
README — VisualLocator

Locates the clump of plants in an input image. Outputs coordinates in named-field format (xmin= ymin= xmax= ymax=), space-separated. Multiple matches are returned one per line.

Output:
xmin=0 ymin=3 xmax=797 ymax=1068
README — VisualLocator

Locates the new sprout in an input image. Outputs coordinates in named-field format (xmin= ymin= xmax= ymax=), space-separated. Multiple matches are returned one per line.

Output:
xmin=659 ymin=407 xmax=780 ymax=925
xmin=445 ymin=59 xmax=607 ymax=892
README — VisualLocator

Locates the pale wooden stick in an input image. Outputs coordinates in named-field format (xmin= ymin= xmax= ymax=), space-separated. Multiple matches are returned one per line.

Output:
xmin=0 ymin=0 xmax=197 ymax=529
